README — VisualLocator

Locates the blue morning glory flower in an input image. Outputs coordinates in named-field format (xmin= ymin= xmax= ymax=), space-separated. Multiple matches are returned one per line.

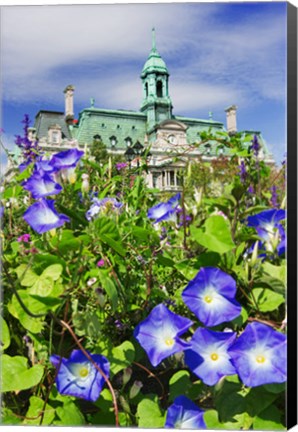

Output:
xmin=148 ymin=193 xmax=181 ymax=223
xmin=34 ymin=157 xmax=57 ymax=174
xmin=185 ymin=328 xmax=237 ymax=386
xmin=50 ymin=148 xmax=84 ymax=169
xmin=50 ymin=349 xmax=110 ymax=402
xmin=247 ymin=209 xmax=286 ymax=255
xmin=181 ymin=267 xmax=241 ymax=327
xmin=133 ymin=303 xmax=193 ymax=367
xmin=86 ymin=197 xmax=123 ymax=221
xmin=165 ymin=396 xmax=206 ymax=429
xmin=228 ymin=322 xmax=287 ymax=388
xmin=22 ymin=172 xmax=62 ymax=198
xmin=23 ymin=199 xmax=70 ymax=234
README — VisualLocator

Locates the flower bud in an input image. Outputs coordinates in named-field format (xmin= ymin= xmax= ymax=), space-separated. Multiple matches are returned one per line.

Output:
xmin=280 ymin=195 xmax=286 ymax=210
xmin=250 ymin=241 xmax=259 ymax=267
xmin=81 ymin=173 xmax=90 ymax=193
xmin=122 ymin=367 xmax=132 ymax=387
xmin=129 ymin=380 xmax=143 ymax=399
xmin=95 ymin=287 xmax=105 ymax=308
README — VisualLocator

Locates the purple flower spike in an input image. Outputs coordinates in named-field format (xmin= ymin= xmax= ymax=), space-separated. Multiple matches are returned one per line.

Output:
xmin=133 ymin=304 xmax=193 ymax=367
xmin=185 ymin=328 xmax=237 ymax=386
xmin=50 ymin=148 xmax=84 ymax=169
xmin=165 ymin=396 xmax=206 ymax=429
xmin=181 ymin=267 xmax=241 ymax=327
xmin=228 ymin=322 xmax=287 ymax=387
xmin=23 ymin=199 xmax=70 ymax=234
xmin=22 ymin=172 xmax=62 ymax=199
xmin=50 ymin=349 xmax=110 ymax=402
xmin=148 ymin=193 xmax=180 ymax=223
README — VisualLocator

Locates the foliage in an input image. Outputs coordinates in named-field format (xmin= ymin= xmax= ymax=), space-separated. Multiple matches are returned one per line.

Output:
xmin=1 ymin=120 xmax=287 ymax=428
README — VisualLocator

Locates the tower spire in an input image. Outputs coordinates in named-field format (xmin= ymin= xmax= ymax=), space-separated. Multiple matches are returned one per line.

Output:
xmin=152 ymin=27 xmax=156 ymax=51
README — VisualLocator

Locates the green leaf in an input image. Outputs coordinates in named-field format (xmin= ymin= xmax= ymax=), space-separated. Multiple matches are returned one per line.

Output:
xmin=1 ymin=355 xmax=44 ymax=392
xmin=263 ymin=262 xmax=286 ymax=285
xmin=1 ymin=408 xmax=22 ymax=424
xmin=91 ymin=389 xmax=115 ymax=425
xmin=1 ymin=317 xmax=11 ymax=349
xmin=15 ymin=264 xmax=39 ymax=287
xmin=190 ymin=215 xmax=235 ymax=254
xmin=253 ymin=405 xmax=285 ymax=430
xmin=8 ymin=291 xmax=47 ymax=333
xmin=23 ymin=396 xmax=55 ymax=425
xmin=168 ymin=370 xmax=192 ymax=402
xmin=55 ymin=401 xmax=85 ymax=425
xmin=104 ymin=340 xmax=135 ymax=376
xmin=98 ymin=270 xmax=118 ymax=311
xmin=137 ymin=397 xmax=165 ymax=428
xmin=100 ymin=233 xmax=126 ymax=257
xmin=42 ymin=264 xmax=63 ymax=281
xmin=250 ymin=288 xmax=284 ymax=312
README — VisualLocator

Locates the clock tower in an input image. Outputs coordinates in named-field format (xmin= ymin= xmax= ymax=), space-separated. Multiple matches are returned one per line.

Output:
xmin=140 ymin=28 xmax=173 ymax=132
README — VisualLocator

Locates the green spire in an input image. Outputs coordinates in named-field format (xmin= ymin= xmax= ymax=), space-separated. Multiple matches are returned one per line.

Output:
xmin=152 ymin=27 xmax=156 ymax=51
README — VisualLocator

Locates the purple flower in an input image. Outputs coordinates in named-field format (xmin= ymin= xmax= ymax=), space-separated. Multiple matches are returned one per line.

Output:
xmin=148 ymin=193 xmax=181 ymax=223
xmin=228 ymin=322 xmax=287 ymax=387
xmin=133 ymin=304 xmax=193 ymax=367
xmin=17 ymin=234 xmax=31 ymax=243
xmin=247 ymin=209 xmax=286 ymax=255
xmin=23 ymin=199 xmax=70 ymax=234
xmin=34 ymin=157 xmax=57 ymax=174
xmin=97 ymin=259 xmax=105 ymax=267
xmin=50 ymin=349 xmax=110 ymax=402
xmin=22 ymin=172 xmax=62 ymax=199
xmin=116 ymin=162 xmax=127 ymax=171
xmin=185 ymin=328 xmax=237 ymax=386
xmin=181 ymin=267 xmax=241 ymax=327
xmin=86 ymin=197 xmax=123 ymax=221
xmin=239 ymin=161 xmax=248 ymax=183
xmin=251 ymin=135 xmax=260 ymax=156
xmin=270 ymin=185 xmax=278 ymax=208
xmin=248 ymin=185 xmax=254 ymax=194
xmin=50 ymin=148 xmax=84 ymax=170
xmin=165 ymin=396 xmax=206 ymax=429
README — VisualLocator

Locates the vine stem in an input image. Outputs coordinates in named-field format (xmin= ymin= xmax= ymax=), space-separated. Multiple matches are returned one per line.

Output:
xmin=58 ymin=319 xmax=119 ymax=426
xmin=133 ymin=361 xmax=165 ymax=400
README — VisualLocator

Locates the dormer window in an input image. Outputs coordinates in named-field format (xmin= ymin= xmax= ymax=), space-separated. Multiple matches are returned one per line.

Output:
xmin=205 ymin=143 xmax=211 ymax=155
xmin=93 ymin=134 xmax=101 ymax=142
xmin=110 ymin=136 xmax=117 ymax=147
xmin=168 ymin=135 xmax=176 ymax=145
xmin=125 ymin=137 xmax=132 ymax=147
xmin=48 ymin=124 xmax=62 ymax=145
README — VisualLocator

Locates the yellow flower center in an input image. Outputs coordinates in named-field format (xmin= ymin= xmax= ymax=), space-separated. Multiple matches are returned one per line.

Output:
xmin=210 ymin=353 xmax=219 ymax=361
xmin=79 ymin=367 xmax=89 ymax=378
xmin=164 ymin=337 xmax=174 ymax=347
xmin=204 ymin=295 xmax=213 ymax=304
xmin=256 ymin=355 xmax=266 ymax=364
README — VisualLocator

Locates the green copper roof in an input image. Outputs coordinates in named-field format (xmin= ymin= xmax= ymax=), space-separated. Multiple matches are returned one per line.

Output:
xmin=141 ymin=28 xmax=169 ymax=77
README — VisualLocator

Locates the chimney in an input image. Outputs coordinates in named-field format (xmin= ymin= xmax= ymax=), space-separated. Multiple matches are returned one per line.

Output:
xmin=64 ymin=85 xmax=75 ymax=124
xmin=225 ymin=105 xmax=238 ymax=134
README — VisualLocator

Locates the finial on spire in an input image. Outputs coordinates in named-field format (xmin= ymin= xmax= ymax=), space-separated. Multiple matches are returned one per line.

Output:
xmin=152 ymin=27 xmax=156 ymax=51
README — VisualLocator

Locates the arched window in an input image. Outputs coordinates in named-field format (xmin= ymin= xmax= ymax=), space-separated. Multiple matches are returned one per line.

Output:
xmin=110 ymin=136 xmax=117 ymax=147
xmin=156 ymin=80 xmax=163 ymax=97
xmin=125 ymin=137 xmax=132 ymax=147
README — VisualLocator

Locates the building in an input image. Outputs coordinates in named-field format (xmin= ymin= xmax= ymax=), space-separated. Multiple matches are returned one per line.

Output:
xmin=31 ymin=29 xmax=274 ymax=191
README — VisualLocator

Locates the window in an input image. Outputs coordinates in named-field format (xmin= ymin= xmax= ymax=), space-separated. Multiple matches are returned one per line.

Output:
xmin=168 ymin=135 xmax=176 ymax=145
xmin=152 ymin=172 xmax=161 ymax=188
xmin=52 ymin=131 xmax=59 ymax=144
xmin=156 ymin=81 xmax=163 ymax=97
xmin=93 ymin=134 xmax=101 ymax=141
xmin=170 ymin=171 xmax=175 ymax=186
xmin=125 ymin=137 xmax=132 ymax=147
xmin=110 ymin=136 xmax=117 ymax=147
xmin=145 ymin=82 xmax=148 ymax=97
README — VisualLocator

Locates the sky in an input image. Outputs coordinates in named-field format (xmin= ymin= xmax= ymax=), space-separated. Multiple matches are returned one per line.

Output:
xmin=0 ymin=1 xmax=289 ymax=169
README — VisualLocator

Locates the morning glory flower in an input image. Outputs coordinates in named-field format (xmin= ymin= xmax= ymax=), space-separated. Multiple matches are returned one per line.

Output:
xmin=22 ymin=172 xmax=62 ymax=198
xmin=86 ymin=197 xmax=123 ymax=221
xmin=247 ymin=209 xmax=286 ymax=255
xmin=184 ymin=328 xmax=237 ymax=386
xmin=133 ymin=303 xmax=193 ymax=367
xmin=50 ymin=148 xmax=84 ymax=169
xmin=50 ymin=349 xmax=110 ymax=402
xmin=181 ymin=267 xmax=241 ymax=327
xmin=165 ymin=396 xmax=206 ymax=429
xmin=148 ymin=193 xmax=181 ymax=223
xmin=34 ymin=157 xmax=57 ymax=174
xmin=228 ymin=322 xmax=287 ymax=388
xmin=23 ymin=199 xmax=70 ymax=234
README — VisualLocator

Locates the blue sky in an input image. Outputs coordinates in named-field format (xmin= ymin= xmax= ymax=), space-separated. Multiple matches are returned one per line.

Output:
xmin=0 ymin=1 xmax=287 ymax=168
